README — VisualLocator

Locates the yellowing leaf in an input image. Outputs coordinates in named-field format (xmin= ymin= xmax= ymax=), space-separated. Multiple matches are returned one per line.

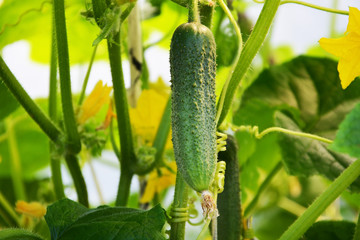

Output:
xmin=77 ymin=80 xmax=112 ymax=124
xmin=319 ymin=7 xmax=360 ymax=89
xmin=140 ymin=161 xmax=176 ymax=203
xmin=15 ymin=201 xmax=46 ymax=218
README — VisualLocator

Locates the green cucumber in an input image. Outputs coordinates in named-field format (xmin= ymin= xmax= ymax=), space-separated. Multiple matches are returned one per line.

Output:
xmin=217 ymin=135 xmax=242 ymax=240
xmin=170 ymin=22 xmax=217 ymax=192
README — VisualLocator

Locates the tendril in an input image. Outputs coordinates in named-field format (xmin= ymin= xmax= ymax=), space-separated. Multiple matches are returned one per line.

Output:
xmin=227 ymin=123 xmax=333 ymax=144
xmin=252 ymin=0 xmax=348 ymax=15
xmin=216 ymin=132 xmax=227 ymax=153
xmin=170 ymin=207 xmax=189 ymax=223
xmin=0 ymin=1 xmax=52 ymax=35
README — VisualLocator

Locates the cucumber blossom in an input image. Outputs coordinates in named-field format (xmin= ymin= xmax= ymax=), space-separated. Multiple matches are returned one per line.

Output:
xmin=170 ymin=22 xmax=217 ymax=192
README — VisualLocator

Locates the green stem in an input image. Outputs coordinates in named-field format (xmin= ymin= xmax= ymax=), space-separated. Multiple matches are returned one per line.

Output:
xmin=279 ymin=158 xmax=360 ymax=240
xmin=329 ymin=0 xmax=338 ymax=37
xmin=188 ymin=0 xmax=200 ymax=22
xmin=215 ymin=0 xmax=243 ymax=125
xmin=0 ymin=56 xmax=62 ymax=144
xmin=107 ymin=29 xmax=136 ymax=206
xmin=217 ymin=0 xmax=242 ymax=47
xmin=244 ymin=161 xmax=282 ymax=217
xmin=120 ymin=3 xmax=136 ymax=24
xmin=170 ymin=173 xmax=190 ymax=240
xmin=153 ymin=97 xmax=171 ymax=167
xmin=6 ymin=118 xmax=26 ymax=201
xmin=78 ymin=44 xmax=98 ymax=106
xmin=49 ymin=7 xmax=65 ymax=200
xmin=280 ymin=0 xmax=348 ymax=15
xmin=353 ymin=213 xmax=360 ymax=240
xmin=199 ymin=2 xmax=214 ymax=28
xmin=53 ymin=0 xmax=81 ymax=154
xmin=216 ymin=0 xmax=280 ymax=127
xmin=0 ymin=192 xmax=20 ymax=227
xmin=65 ymin=154 xmax=89 ymax=207
xmin=116 ymin=171 xmax=133 ymax=206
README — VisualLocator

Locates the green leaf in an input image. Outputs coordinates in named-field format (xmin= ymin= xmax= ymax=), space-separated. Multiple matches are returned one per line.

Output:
xmin=274 ymin=112 xmax=360 ymax=192
xmin=0 ymin=228 xmax=45 ymax=240
xmin=241 ymin=56 xmax=360 ymax=138
xmin=45 ymin=198 xmax=166 ymax=240
xmin=302 ymin=221 xmax=355 ymax=240
xmin=235 ymin=56 xmax=360 ymax=197
xmin=0 ymin=79 xmax=19 ymax=120
xmin=330 ymin=102 xmax=360 ymax=159
xmin=0 ymin=0 xmax=107 ymax=63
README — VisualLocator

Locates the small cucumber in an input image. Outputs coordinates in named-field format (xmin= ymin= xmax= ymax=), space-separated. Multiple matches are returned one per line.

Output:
xmin=170 ymin=22 xmax=217 ymax=192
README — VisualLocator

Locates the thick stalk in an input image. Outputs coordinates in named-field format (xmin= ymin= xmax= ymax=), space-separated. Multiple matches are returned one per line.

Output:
xmin=216 ymin=0 xmax=280 ymax=126
xmin=107 ymin=30 xmax=136 ymax=206
xmin=53 ymin=0 xmax=81 ymax=154
xmin=65 ymin=154 xmax=89 ymax=207
xmin=170 ymin=173 xmax=190 ymax=240
xmin=279 ymin=158 xmax=360 ymax=240
xmin=188 ymin=0 xmax=200 ymax=22
xmin=116 ymin=171 xmax=133 ymax=206
xmin=0 ymin=56 xmax=62 ymax=144
xmin=49 ymin=8 xmax=65 ymax=200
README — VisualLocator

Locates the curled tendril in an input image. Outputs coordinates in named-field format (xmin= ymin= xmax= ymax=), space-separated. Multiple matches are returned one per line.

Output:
xmin=170 ymin=207 xmax=189 ymax=223
xmin=0 ymin=1 xmax=52 ymax=35
xmin=216 ymin=132 xmax=227 ymax=153
xmin=214 ymin=161 xmax=226 ymax=194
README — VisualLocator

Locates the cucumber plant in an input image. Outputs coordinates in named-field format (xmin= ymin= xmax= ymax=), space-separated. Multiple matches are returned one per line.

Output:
xmin=1 ymin=0 xmax=360 ymax=240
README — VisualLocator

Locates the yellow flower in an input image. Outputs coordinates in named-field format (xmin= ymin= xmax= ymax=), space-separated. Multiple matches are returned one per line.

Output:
xmin=319 ymin=7 xmax=360 ymax=89
xmin=129 ymin=88 xmax=172 ymax=148
xmin=15 ymin=201 xmax=46 ymax=218
xmin=139 ymin=161 xmax=177 ymax=203
xmin=78 ymin=80 xmax=112 ymax=124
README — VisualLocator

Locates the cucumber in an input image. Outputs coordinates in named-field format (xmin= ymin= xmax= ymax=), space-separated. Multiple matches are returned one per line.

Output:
xmin=170 ymin=22 xmax=217 ymax=192
xmin=217 ymin=135 xmax=242 ymax=240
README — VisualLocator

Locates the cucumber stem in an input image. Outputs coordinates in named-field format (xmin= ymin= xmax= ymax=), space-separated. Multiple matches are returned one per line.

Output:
xmin=188 ymin=0 xmax=200 ymax=22
xmin=170 ymin=173 xmax=190 ymax=240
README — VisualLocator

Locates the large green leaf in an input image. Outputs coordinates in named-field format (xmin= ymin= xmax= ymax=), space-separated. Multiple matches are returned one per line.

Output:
xmin=45 ymin=198 xmax=166 ymax=240
xmin=330 ymin=103 xmax=360 ymax=159
xmin=0 ymin=228 xmax=45 ymax=240
xmin=275 ymin=112 xmax=360 ymax=192
xmin=302 ymin=221 xmax=356 ymax=240
xmin=0 ymin=0 xmax=107 ymax=63
xmin=0 ymin=79 xmax=19 ymax=120
xmin=234 ymin=56 xmax=360 ymax=204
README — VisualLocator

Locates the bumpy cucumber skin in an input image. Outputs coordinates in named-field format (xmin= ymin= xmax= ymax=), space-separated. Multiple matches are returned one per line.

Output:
xmin=170 ymin=22 xmax=217 ymax=192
